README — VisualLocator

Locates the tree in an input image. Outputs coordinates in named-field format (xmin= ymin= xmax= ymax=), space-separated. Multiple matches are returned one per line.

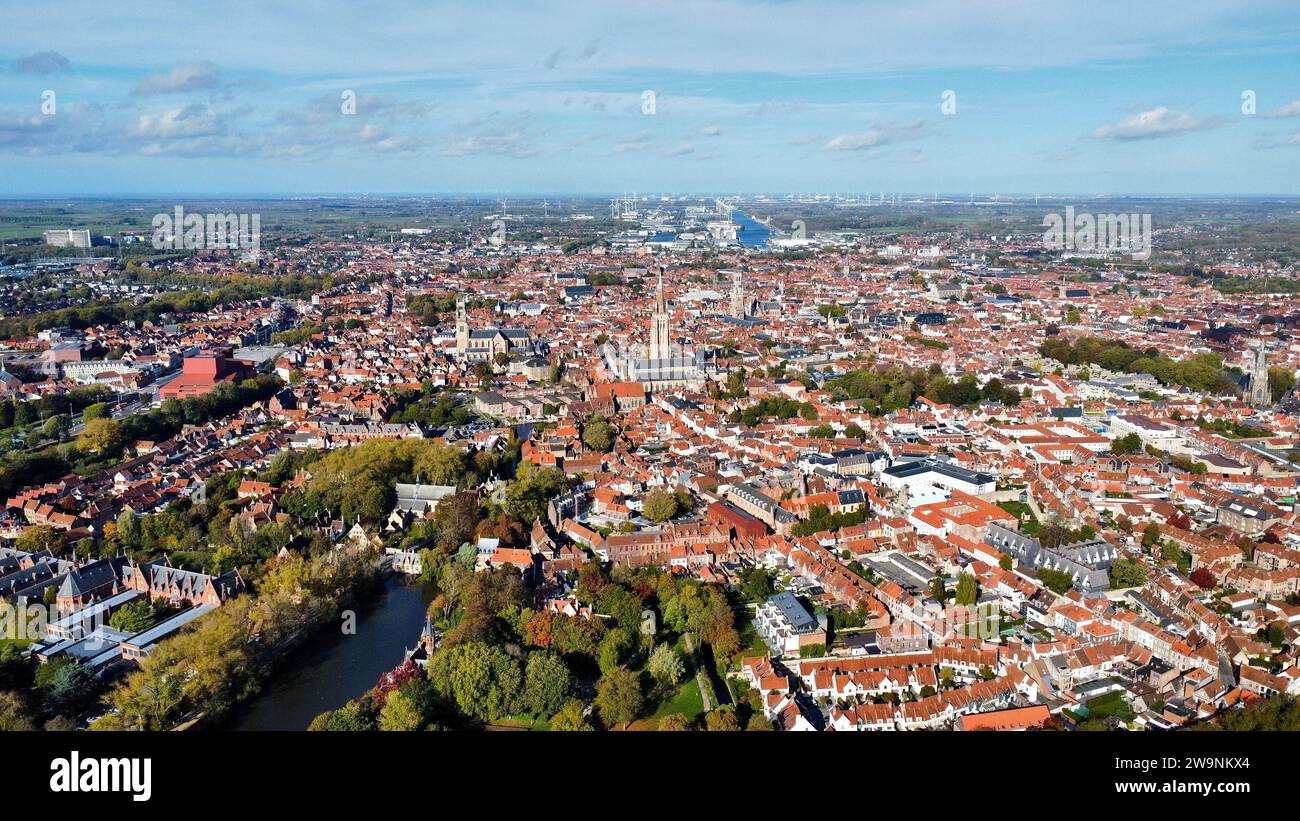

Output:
xmin=929 ymin=576 xmax=948 ymax=603
xmin=43 ymin=414 xmax=70 ymax=440
xmin=595 ymin=666 xmax=642 ymax=727
xmin=745 ymin=714 xmax=774 ymax=731
xmin=434 ymin=490 xmax=481 ymax=552
xmin=15 ymin=525 xmax=66 ymax=557
xmin=109 ymin=600 xmax=156 ymax=634
xmin=843 ymin=423 xmax=865 ymax=440
xmin=643 ymin=488 xmax=679 ymax=523
xmin=550 ymin=699 xmax=592 ymax=731
xmin=955 ymin=572 xmax=978 ymax=606
xmin=378 ymin=689 xmax=423 ymax=731
xmin=581 ymin=415 xmax=614 ymax=452
xmin=1037 ymin=567 xmax=1074 ymax=594
xmin=658 ymin=713 xmax=690 ymax=731
xmin=1141 ymin=522 xmax=1162 ymax=551
xmin=77 ymin=417 xmax=123 ymax=456
xmin=598 ymin=628 xmax=633 ymax=673
xmin=522 ymin=652 xmax=571 ymax=717
xmin=1109 ymin=557 xmax=1148 ymax=588
xmin=42 ymin=659 xmax=99 ymax=715
xmin=0 ymin=690 xmax=34 ymax=732
xmin=1190 ymin=567 xmax=1216 ymax=589
xmin=426 ymin=641 xmax=522 ymax=722
xmin=504 ymin=463 xmax=568 ymax=524
xmin=1111 ymin=432 xmax=1143 ymax=456
xmin=82 ymin=402 xmax=110 ymax=421
xmin=1211 ymin=694 xmax=1300 ymax=731
xmin=998 ymin=554 xmax=1013 ymax=572
xmin=116 ymin=508 xmax=139 ymax=548
xmin=705 ymin=705 xmax=740 ymax=731
xmin=648 ymin=643 xmax=685 ymax=688
xmin=309 ymin=702 xmax=375 ymax=732
xmin=742 ymin=567 xmax=774 ymax=602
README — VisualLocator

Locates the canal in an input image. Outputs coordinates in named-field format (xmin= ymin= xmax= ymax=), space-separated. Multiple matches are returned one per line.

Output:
xmin=731 ymin=211 xmax=772 ymax=248
xmin=223 ymin=575 xmax=433 ymax=731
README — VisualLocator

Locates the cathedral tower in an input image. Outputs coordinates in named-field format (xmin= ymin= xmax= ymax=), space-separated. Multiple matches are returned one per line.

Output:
xmin=730 ymin=270 xmax=745 ymax=319
xmin=455 ymin=293 xmax=469 ymax=355
xmin=1250 ymin=345 xmax=1271 ymax=408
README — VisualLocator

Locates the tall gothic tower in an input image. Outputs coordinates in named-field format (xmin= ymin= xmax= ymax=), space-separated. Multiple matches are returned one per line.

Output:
xmin=649 ymin=270 xmax=671 ymax=361
xmin=1249 ymin=345 xmax=1270 ymax=408
xmin=730 ymin=270 xmax=745 ymax=319
xmin=455 ymin=293 xmax=469 ymax=355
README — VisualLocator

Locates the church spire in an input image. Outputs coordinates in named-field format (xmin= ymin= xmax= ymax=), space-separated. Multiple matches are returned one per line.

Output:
xmin=649 ymin=266 xmax=670 ymax=360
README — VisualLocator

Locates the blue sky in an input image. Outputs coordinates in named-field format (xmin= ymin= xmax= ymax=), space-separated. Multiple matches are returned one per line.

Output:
xmin=2 ymin=0 xmax=1299 ymax=196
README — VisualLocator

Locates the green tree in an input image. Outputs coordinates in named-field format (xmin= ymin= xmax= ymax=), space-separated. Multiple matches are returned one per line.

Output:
xmin=1037 ymin=567 xmax=1074 ymax=594
xmin=1141 ymin=522 xmax=1162 ymax=550
xmin=595 ymin=666 xmax=642 ymax=727
xmin=598 ymin=628 xmax=633 ymax=673
xmin=1111 ymin=432 xmax=1143 ymax=456
xmin=550 ymin=698 xmax=592 ymax=731
xmin=1109 ymin=557 xmax=1148 ymax=588
xmin=43 ymin=414 xmax=70 ymax=440
xmin=109 ymin=600 xmax=156 ymax=633
xmin=41 ymin=659 xmax=99 ymax=715
xmin=742 ymin=567 xmax=774 ymax=602
xmin=582 ymin=415 xmax=614 ymax=452
xmin=15 ymin=525 xmax=66 ymax=556
xmin=522 ymin=651 xmax=571 ymax=717
xmin=648 ymin=643 xmax=685 ymax=687
xmin=116 ymin=508 xmax=139 ymax=548
xmin=309 ymin=701 xmax=375 ymax=731
xmin=643 ymin=488 xmax=679 ymax=523
xmin=378 ymin=689 xmax=424 ymax=731
xmin=427 ymin=641 xmax=522 ymax=722
xmin=955 ymin=572 xmax=978 ymax=606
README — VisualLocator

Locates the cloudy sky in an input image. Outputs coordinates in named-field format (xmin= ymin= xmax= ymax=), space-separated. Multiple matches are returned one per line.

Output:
xmin=2 ymin=0 xmax=1299 ymax=195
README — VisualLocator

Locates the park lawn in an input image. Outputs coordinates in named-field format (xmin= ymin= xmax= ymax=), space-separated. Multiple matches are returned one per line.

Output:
xmin=652 ymin=677 xmax=705 ymax=726
xmin=735 ymin=615 xmax=768 ymax=665
xmin=997 ymin=500 xmax=1040 ymax=535
xmin=1085 ymin=691 xmax=1135 ymax=720
xmin=488 ymin=714 xmax=551 ymax=731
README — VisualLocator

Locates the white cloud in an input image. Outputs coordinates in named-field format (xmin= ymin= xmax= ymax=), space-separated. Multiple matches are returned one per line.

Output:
xmin=441 ymin=115 xmax=539 ymax=158
xmin=1263 ymin=99 xmax=1300 ymax=118
xmin=823 ymin=120 xmax=925 ymax=151
xmin=134 ymin=62 xmax=220 ymax=95
xmin=1090 ymin=106 xmax=1219 ymax=140
xmin=131 ymin=104 xmax=221 ymax=139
